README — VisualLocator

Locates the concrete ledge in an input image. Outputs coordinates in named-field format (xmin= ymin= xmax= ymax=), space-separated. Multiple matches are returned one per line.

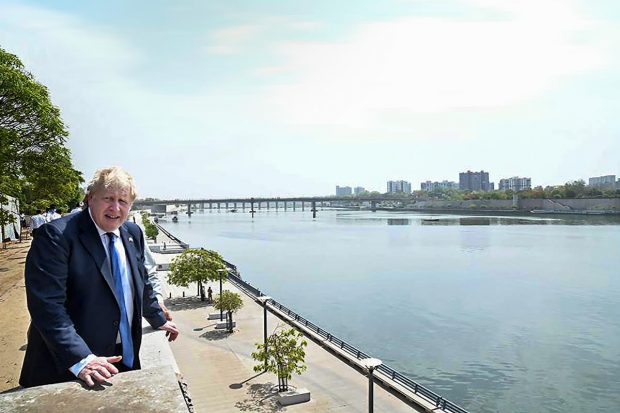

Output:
xmin=0 ymin=366 xmax=187 ymax=413
xmin=0 ymin=321 xmax=188 ymax=412
xmin=277 ymin=387 xmax=311 ymax=406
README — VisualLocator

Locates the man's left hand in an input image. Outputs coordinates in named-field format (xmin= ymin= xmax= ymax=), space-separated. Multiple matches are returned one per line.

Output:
xmin=158 ymin=321 xmax=179 ymax=342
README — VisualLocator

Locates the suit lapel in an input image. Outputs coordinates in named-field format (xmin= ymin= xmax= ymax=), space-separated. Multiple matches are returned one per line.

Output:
xmin=120 ymin=225 xmax=144 ymax=301
xmin=77 ymin=210 xmax=121 ymax=306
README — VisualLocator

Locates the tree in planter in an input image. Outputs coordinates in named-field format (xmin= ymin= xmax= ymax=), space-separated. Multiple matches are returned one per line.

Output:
xmin=252 ymin=326 xmax=308 ymax=392
xmin=167 ymin=248 xmax=227 ymax=302
xmin=213 ymin=290 xmax=244 ymax=332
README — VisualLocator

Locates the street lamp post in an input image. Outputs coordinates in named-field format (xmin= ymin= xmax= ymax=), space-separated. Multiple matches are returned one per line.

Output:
xmin=361 ymin=358 xmax=382 ymax=413
xmin=256 ymin=296 xmax=271 ymax=372
xmin=216 ymin=268 xmax=227 ymax=321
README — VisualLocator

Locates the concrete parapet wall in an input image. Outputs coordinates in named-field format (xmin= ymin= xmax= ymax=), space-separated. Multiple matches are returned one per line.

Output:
xmin=0 ymin=323 xmax=188 ymax=412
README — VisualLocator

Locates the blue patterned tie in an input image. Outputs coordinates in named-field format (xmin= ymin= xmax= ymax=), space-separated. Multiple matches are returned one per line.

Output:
xmin=106 ymin=233 xmax=134 ymax=368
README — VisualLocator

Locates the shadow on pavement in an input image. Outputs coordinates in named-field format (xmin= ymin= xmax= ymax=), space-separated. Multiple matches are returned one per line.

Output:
xmin=165 ymin=296 xmax=211 ymax=311
xmin=199 ymin=329 xmax=232 ymax=341
xmin=234 ymin=382 xmax=281 ymax=412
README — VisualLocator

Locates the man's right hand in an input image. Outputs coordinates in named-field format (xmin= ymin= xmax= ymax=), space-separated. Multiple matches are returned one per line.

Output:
xmin=77 ymin=355 xmax=122 ymax=387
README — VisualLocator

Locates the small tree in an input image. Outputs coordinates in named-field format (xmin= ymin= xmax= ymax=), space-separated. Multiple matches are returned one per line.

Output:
xmin=213 ymin=290 xmax=243 ymax=332
xmin=168 ymin=248 xmax=227 ymax=302
xmin=144 ymin=223 xmax=159 ymax=242
xmin=252 ymin=326 xmax=308 ymax=392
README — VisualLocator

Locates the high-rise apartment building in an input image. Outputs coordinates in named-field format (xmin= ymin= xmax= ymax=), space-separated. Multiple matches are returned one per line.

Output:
xmin=588 ymin=175 xmax=616 ymax=189
xmin=336 ymin=186 xmax=353 ymax=196
xmin=498 ymin=177 xmax=532 ymax=192
xmin=354 ymin=186 xmax=366 ymax=195
xmin=387 ymin=180 xmax=412 ymax=193
xmin=421 ymin=180 xmax=459 ymax=191
xmin=459 ymin=170 xmax=492 ymax=191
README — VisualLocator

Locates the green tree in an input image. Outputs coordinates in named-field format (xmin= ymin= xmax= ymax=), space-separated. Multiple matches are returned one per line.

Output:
xmin=252 ymin=326 xmax=308 ymax=392
xmin=0 ymin=46 xmax=82 ymax=212
xmin=144 ymin=223 xmax=159 ymax=242
xmin=213 ymin=290 xmax=243 ymax=332
xmin=168 ymin=248 xmax=227 ymax=302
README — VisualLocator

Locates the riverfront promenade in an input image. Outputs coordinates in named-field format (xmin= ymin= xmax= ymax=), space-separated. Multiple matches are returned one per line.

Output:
xmin=152 ymin=225 xmax=426 ymax=412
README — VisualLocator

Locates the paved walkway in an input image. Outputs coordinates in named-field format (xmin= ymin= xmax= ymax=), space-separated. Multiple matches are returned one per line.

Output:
xmin=143 ymin=214 xmax=421 ymax=412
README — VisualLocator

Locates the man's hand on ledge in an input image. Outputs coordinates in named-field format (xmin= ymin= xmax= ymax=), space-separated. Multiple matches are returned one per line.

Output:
xmin=78 ymin=356 xmax=121 ymax=387
xmin=159 ymin=320 xmax=179 ymax=342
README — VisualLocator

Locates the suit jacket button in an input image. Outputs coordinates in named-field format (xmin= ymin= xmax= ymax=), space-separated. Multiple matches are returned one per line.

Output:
xmin=113 ymin=320 xmax=119 ymax=327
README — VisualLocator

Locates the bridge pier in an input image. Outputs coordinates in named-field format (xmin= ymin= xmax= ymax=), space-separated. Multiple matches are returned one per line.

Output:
xmin=187 ymin=203 xmax=192 ymax=216
xmin=217 ymin=203 xmax=221 ymax=212
xmin=302 ymin=202 xmax=305 ymax=211
xmin=371 ymin=201 xmax=377 ymax=212
xmin=311 ymin=201 xmax=317 ymax=219
xmin=293 ymin=202 xmax=296 ymax=211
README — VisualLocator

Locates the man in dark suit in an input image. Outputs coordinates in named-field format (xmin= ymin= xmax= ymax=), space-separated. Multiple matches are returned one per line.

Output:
xmin=20 ymin=166 xmax=179 ymax=388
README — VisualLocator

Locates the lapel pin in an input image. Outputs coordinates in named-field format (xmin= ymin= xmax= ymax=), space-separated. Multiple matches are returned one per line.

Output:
xmin=129 ymin=237 xmax=134 ymax=243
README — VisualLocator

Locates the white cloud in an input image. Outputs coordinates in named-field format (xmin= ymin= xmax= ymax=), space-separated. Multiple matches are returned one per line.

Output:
xmin=204 ymin=18 xmax=323 ymax=55
xmin=205 ymin=24 xmax=263 ymax=54
xmin=260 ymin=0 xmax=611 ymax=128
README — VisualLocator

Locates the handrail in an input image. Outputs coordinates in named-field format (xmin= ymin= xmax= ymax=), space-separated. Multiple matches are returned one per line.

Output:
xmin=227 ymin=272 xmax=470 ymax=413
xmin=154 ymin=223 xmax=189 ymax=249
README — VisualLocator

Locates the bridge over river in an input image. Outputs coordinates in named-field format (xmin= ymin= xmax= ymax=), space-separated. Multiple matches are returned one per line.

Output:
xmin=134 ymin=196 xmax=411 ymax=218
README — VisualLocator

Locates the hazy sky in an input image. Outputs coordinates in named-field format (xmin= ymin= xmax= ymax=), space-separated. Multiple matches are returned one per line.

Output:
xmin=1 ymin=0 xmax=619 ymax=198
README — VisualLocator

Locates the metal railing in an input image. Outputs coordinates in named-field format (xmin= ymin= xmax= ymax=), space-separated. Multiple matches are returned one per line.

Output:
xmin=153 ymin=223 xmax=189 ymax=249
xmin=227 ymin=272 xmax=470 ymax=413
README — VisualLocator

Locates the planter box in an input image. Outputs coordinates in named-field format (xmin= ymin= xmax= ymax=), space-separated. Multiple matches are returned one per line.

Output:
xmin=208 ymin=312 xmax=224 ymax=320
xmin=215 ymin=320 xmax=236 ymax=329
xmin=277 ymin=388 xmax=311 ymax=406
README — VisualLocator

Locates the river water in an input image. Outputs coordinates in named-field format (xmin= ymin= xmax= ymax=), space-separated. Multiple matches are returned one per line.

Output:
xmin=160 ymin=209 xmax=620 ymax=413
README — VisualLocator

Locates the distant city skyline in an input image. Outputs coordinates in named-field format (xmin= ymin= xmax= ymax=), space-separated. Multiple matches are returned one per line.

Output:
xmin=1 ymin=0 xmax=619 ymax=198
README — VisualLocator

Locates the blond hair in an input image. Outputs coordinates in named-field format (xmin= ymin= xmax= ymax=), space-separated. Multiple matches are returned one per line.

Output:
xmin=86 ymin=166 xmax=138 ymax=201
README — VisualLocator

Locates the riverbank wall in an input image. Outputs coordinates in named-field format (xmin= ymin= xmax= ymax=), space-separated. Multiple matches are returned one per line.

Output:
xmin=410 ymin=197 xmax=620 ymax=214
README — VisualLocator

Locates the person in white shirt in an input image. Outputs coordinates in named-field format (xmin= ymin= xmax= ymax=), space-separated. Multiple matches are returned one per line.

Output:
xmin=30 ymin=210 xmax=46 ymax=236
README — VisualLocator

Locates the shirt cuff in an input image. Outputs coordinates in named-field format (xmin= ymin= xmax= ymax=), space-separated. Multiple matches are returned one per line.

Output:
xmin=69 ymin=354 xmax=96 ymax=377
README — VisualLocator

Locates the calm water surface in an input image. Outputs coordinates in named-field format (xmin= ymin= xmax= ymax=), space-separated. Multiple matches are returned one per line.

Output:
xmin=161 ymin=210 xmax=620 ymax=413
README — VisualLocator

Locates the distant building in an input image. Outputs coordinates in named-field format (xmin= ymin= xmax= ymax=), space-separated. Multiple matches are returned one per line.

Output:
xmin=387 ymin=180 xmax=411 ymax=194
xmin=498 ymin=177 xmax=532 ymax=192
xmin=459 ymin=170 xmax=492 ymax=191
xmin=336 ymin=186 xmax=353 ymax=196
xmin=354 ymin=186 xmax=366 ymax=195
xmin=420 ymin=180 xmax=459 ymax=191
xmin=589 ymin=175 xmax=616 ymax=189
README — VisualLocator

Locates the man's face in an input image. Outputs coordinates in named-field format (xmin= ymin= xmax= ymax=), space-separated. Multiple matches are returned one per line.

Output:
xmin=88 ymin=187 xmax=132 ymax=232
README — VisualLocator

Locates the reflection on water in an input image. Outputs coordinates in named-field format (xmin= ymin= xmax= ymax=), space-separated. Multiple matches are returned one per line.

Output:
xmin=387 ymin=218 xmax=410 ymax=225
xmin=338 ymin=211 xmax=620 ymax=226
xmin=161 ymin=210 xmax=620 ymax=413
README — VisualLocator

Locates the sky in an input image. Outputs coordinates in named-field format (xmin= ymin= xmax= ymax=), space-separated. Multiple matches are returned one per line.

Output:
xmin=1 ymin=0 xmax=619 ymax=198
